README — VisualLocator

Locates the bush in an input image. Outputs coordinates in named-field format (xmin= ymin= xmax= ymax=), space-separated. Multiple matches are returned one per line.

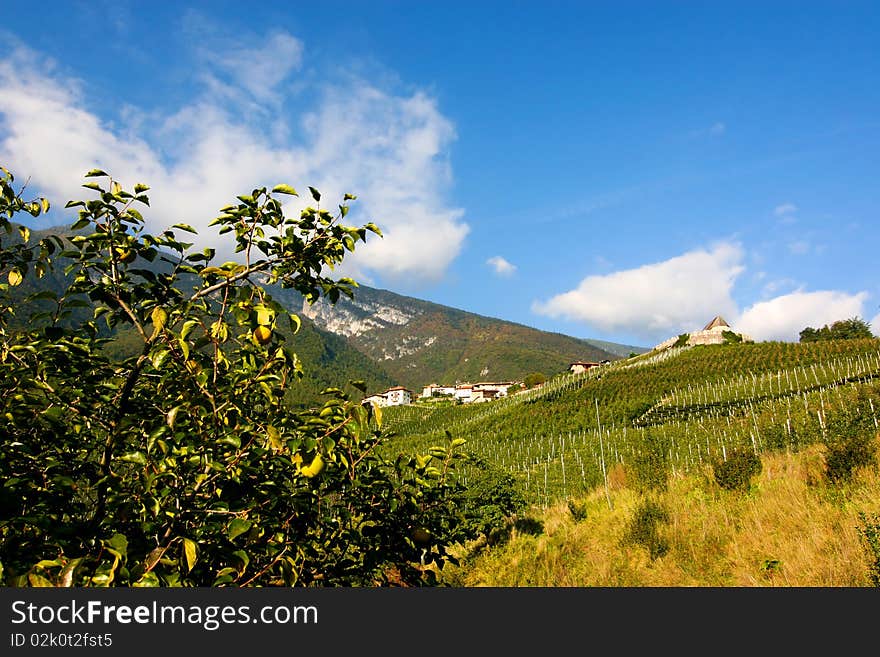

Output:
xmin=567 ymin=499 xmax=589 ymax=522
xmin=722 ymin=330 xmax=743 ymax=344
xmin=823 ymin=407 xmax=877 ymax=483
xmin=674 ymin=333 xmax=689 ymax=347
xmin=628 ymin=429 xmax=672 ymax=493
xmin=622 ymin=499 xmax=669 ymax=560
xmin=456 ymin=454 xmax=526 ymax=543
xmin=713 ymin=448 xmax=762 ymax=491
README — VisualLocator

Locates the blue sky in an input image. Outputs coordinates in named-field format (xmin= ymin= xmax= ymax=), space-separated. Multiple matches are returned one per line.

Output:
xmin=2 ymin=1 xmax=878 ymax=347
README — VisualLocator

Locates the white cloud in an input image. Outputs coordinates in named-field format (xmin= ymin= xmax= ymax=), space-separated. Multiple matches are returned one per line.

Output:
xmin=0 ymin=34 xmax=467 ymax=285
xmin=532 ymin=242 xmax=744 ymax=341
xmin=774 ymin=202 xmax=797 ymax=217
xmin=202 ymin=31 xmax=304 ymax=104
xmin=871 ymin=313 xmax=880 ymax=337
xmin=486 ymin=256 xmax=516 ymax=277
xmin=736 ymin=290 xmax=870 ymax=342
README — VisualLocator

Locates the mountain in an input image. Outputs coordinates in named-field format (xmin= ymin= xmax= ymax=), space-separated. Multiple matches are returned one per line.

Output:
xmin=270 ymin=283 xmax=624 ymax=392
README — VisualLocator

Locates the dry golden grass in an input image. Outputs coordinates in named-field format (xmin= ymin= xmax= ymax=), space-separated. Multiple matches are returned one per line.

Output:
xmin=442 ymin=445 xmax=880 ymax=587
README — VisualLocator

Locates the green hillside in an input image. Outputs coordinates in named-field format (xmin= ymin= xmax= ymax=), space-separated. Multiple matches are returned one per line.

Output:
xmin=383 ymin=338 xmax=880 ymax=505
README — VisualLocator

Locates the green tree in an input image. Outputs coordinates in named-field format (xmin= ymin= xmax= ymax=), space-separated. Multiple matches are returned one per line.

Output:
xmin=523 ymin=371 xmax=546 ymax=388
xmin=800 ymin=317 xmax=874 ymax=343
xmin=0 ymin=165 xmax=507 ymax=587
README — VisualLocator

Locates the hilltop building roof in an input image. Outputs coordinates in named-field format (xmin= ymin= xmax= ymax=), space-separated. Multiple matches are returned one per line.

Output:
xmin=702 ymin=316 xmax=730 ymax=331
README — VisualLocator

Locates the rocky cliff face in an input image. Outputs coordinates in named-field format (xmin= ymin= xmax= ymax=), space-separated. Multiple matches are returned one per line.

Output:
xmin=300 ymin=294 xmax=421 ymax=338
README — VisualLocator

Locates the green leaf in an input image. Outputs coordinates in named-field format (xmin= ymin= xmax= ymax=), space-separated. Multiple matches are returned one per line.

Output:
xmin=134 ymin=183 xmax=150 ymax=193
xmin=106 ymin=533 xmax=128 ymax=557
xmin=227 ymin=518 xmax=252 ymax=541
xmin=308 ymin=186 xmax=321 ymax=202
xmin=287 ymin=313 xmax=301 ymax=334
xmin=151 ymin=348 xmax=170 ymax=370
xmin=272 ymin=184 xmax=298 ymax=196
xmin=85 ymin=168 xmax=108 ymax=177
xmin=182 ymin=538 xmax=197 ymax=573
xmin=181 ymin=319 xmax=199 ymax=340
xmin=18 ymin=225 xmax=30 ymax=242
xmin=120 ymin=451 xmax=147 ymax=466
xmin=172 ymin=223 xmax=198 ymax=234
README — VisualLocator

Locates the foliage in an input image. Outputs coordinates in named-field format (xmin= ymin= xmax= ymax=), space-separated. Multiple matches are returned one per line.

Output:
xmin=674 ymin=333 xmax=690 ymax=347
xmin=567 ymin=499 xmax=589 ymax=522
xmin=453 ymin=453 xmax=526 ymax=544
xmin=823 ymin=400 xmax=878 ymax=483
xmin=800 ymin=317 xmax=874 ymax=343
xmin=858 ymin=512 xmax=880 ymax=587
xmin=523 ymin=371 xmax=547 ymax=388
xmin=722 ymin=330 xmax=743 ymax=344
xmin=0 ymin=164 xmax=494 ymax=587
xmin=713 ymin=448 xmax=763 ymax=491
xmin=628 ymin=429 xmax=671 ymax=493
xmin=622 ymin=498 xmax=669 ymax=560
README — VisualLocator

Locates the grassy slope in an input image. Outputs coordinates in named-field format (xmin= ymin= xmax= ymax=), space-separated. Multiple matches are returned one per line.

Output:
xmin=440 ymin=445 xmax=880 ymax=586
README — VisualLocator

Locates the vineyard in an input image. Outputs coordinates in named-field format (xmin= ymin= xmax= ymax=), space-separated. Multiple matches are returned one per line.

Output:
xmin=381 ymin=338 xmax=880 ymax=506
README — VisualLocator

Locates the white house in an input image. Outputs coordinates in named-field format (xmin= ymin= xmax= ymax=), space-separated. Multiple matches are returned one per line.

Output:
xmin=454 ymin=384 xmax=474 ymax=403
xmin=384 ymin=386 xmax=413 ymax=406
xmin=363 ymin=386 xmax=414 ymax=408
xmin=362 ymin=393 xmax=388 ymax=408
xmin=421 ymin=383 xmax=457 ymax=398
xmin=473 ymin=381 xmax=516 ymax=400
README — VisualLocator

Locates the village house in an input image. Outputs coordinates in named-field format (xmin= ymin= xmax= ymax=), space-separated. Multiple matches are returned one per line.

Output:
xmin=421 ymin=383 xmax=457 ymax=398
xmin=362 ymin=385 xmax=414 ymax=407
xmin=473 ymin=381 xmax=517 ymax=400
xmin=569 ymin=361 xmax=601 ymax=374
xmin=454 ymin=384 xmax=474 ymax=403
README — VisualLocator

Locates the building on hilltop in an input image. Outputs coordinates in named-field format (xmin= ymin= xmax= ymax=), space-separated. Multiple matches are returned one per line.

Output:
xmin=653 ymin=315 xmax=754 ymax=351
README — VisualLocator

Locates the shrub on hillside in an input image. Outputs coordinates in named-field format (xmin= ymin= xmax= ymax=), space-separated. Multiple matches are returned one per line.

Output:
xmin=622 ymin=498 xmax=669 ymax=560
xmin=628 ymin=429 xmax=672 ymax=493
xmin=567 ymin=499 xmax=589 ymax=522
xmin=822 ymin=402 xmax=878 ymax=483
xmin=457 ymin=454 xmax=526 ymax=544
xmin=713 ymin=448 xmax=762 ymax=491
